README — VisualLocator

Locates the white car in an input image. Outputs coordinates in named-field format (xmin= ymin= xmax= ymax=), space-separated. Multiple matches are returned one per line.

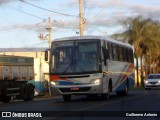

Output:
xmin=145 ymin=74 xmax=160 ymax=90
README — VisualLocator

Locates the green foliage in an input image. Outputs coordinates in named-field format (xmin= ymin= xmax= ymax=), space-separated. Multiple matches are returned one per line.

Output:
xmin=112 ymin=15 xmax=160 ymax=85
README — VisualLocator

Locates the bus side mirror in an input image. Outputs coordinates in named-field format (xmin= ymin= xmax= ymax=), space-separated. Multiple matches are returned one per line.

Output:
xmin=45 ymin=49 xmax=49 ymax=61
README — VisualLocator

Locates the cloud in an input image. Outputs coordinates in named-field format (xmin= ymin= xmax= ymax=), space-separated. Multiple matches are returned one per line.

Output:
xmin=1 ymin=0 xmax=160 ymax=34
xmin=83 ymin=0 xmax=160 ymax=28
xmin=0 ymin=19 xmax=76 ymax=32
xmin=0 ymin=23 xmax=37 ymax=31
xmin=0 ymin=0 xmax=13 ymax=4
xmin=129 ymin=4 xmax=160 ymax=20
xmin=0 ymin=0 xmax=42 ymax=5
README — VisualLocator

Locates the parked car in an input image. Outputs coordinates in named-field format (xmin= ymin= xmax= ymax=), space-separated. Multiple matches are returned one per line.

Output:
xmin=145 ymin=74 xmax=160 ymax=90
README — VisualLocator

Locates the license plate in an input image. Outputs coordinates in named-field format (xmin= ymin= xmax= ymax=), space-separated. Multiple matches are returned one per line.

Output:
xmin=70 ymin=87 xmax=79 ymax=91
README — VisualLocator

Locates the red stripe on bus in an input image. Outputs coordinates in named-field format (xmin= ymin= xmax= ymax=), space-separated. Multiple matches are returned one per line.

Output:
xmin=121 ymin=63 xmax=134 ymax=82
xmin=114 ymin=63 xmax=134 ymax=88
xmin=50 ymin=75 xmax=73 ymax=82
xmin=50 ymin=75 xmax=63 ymax=81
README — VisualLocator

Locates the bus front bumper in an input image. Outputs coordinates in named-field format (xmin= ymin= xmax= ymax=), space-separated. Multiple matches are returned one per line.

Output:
xmin=50 ymin=84 xmax=102 ymax=95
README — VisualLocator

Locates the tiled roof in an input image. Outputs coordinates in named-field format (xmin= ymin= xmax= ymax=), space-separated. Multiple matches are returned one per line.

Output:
xmin=0 ymin=48 xmax=47 ymax=52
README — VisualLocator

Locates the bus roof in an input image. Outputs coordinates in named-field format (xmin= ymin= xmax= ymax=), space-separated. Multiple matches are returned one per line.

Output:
xmin=53 ymin=36 xmax=132 ymax=48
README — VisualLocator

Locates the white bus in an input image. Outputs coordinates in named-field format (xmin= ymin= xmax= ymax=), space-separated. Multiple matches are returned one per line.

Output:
xmin=47 ymin=36 xmax=135 ymax=101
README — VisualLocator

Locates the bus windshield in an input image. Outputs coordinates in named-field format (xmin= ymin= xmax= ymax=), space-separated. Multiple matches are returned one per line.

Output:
xmin=51 ymin=40 xmax=101 ymax=74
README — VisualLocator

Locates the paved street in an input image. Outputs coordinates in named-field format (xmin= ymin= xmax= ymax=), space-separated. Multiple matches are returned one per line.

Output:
xmin=0 ymin=89 xmax=160 ymax=120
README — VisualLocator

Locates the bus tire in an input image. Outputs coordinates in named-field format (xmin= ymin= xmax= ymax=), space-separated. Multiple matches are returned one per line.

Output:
xmin=123 ymin=81 xmax=129 ymax=96
xmin=109 ymin=80 xmax=112 ymax=92
xmin=63 ymin=95 xmax=71 ymax=102
xmin=117 ymin=81 xmax=129 ymax=96
xmin=102 ymin=81 xmax=112 ymax=100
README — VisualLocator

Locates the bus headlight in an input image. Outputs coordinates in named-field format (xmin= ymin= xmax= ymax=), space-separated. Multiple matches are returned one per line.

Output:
xmin=51 ymin=81 xmax=59 ymax=86
xmin=91 ymin=79 xmax=101 ymax=85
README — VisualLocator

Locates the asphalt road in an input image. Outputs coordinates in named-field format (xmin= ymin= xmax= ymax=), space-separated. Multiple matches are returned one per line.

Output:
xmin=0 ymin=89 xmax=160 ymax=120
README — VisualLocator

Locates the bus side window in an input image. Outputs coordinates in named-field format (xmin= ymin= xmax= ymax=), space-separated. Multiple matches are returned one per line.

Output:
xmin=113 ymin=45 xmax=117 ymax=61
xmin=126 ymin=48 xmax=129 ymax=62
xmin=131 ymin=50 xmax=134 ymax=63
xmin=128 ymin=49 xmax=131 ymax=62
xmin=117 ymin=46 xmax=123 ymax=61
xmin=111 ymin=44 xmax=114 ymax=60
xmin=122 ymin=47 xmax=126 ymax=62
xmin=107 ymin=43 xmax=111 ymax=60
xmin=117 ymin=46 xmax=120 ymax=61
xmin=119 ymin=47 xmax=123 ymax=61
xmin=110 ymin=44 xmax=114 ymax=60
xmin=129 ymin=49 xmax=134 ymax=63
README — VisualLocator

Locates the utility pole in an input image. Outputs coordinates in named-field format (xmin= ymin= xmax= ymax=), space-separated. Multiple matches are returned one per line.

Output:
xmin=38 ymin=17 xmax=52 ymax=49
xmin=79 ymin=0 xmax=84 ymax=36
xmin=46 ymin=17 xmax=52 ymax=49
xmin=38 ymin=17 xmax=52 ymax=96
xmin=45 ymin=17 xmax=52 ymax=97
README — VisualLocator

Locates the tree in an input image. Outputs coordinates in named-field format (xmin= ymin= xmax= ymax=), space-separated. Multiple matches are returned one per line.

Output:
xmin=112 ymin=16 xmax=160 ymax=87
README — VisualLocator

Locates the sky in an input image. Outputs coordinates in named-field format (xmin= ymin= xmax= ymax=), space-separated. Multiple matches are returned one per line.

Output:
xmin=0 ymin=0 xmax=160 ymax=48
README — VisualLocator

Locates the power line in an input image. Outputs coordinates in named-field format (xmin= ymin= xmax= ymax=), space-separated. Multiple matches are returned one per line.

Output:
xmin=3 ymin=4 xmax=45 ymax=20
xmin=24 ymin=41 xmax=48 ymax=47
xmin=19 ymin=0 xmax=78 ymax=17
xmin=19 ymin=41 xmax=48 ymax=49
xmin=83 ymin=0 xmax=86 ymax=17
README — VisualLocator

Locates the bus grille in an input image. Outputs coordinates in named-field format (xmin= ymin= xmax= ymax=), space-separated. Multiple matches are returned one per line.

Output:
xmin=59 ymin=87 xmax=91 ymax=93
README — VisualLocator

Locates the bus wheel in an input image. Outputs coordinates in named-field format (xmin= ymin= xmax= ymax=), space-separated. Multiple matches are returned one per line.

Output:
xmin=63 ymin=95 xmax=71 ymax=102
xmin=121 ymin=81 xmax=129 ymax=96
xmin=124 ymin=82 xmax=129 ymax=96
xmin=116 ymin=82 xmax=129 ymax=96
xmin=108 ymin=80 xmax=112 ymax=92
xmin=1 ymin=96 xmax=11 ymax=103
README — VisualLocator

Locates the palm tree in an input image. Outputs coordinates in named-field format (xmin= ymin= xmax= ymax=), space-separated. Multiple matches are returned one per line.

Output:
xmin=112 ymin=16 xmax=145 ymax=86
xmin=111 ymin=16 xmax=160 ymax=87
xmin=142 ymin=19 xmax=160 ymax=74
